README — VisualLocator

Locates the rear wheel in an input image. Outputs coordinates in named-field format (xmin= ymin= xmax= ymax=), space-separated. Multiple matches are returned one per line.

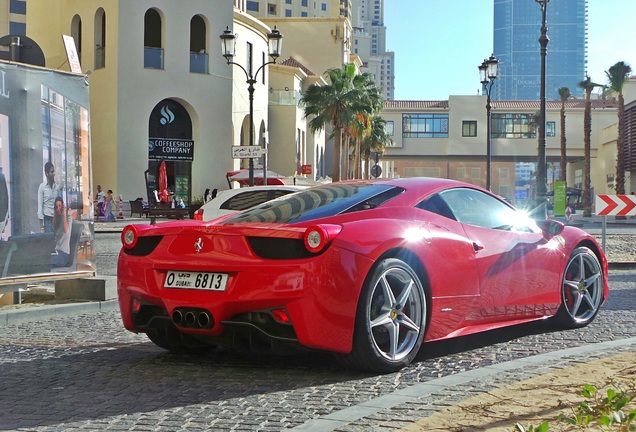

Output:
xmin=340 ymin=258 xmax=427 ymax=373
xmin=554 ymin=247 xmax=603 ymax=328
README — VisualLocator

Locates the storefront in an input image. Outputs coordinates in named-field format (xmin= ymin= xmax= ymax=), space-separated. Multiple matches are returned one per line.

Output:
xmin=147 ymin=99 xmax=193 ymax=206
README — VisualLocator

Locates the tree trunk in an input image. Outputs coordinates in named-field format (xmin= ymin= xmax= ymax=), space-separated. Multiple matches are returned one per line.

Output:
xmin=332 ymin=127 xmax=341 ymax=182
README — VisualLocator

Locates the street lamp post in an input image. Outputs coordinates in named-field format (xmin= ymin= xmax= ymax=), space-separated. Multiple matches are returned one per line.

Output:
xmin=536 ymin=0 xmax=550 ymax=220
xmin=220 ymin=26 xmax=283 ymax=186
xmin=478 ymin=54 xmax=499 ymax=191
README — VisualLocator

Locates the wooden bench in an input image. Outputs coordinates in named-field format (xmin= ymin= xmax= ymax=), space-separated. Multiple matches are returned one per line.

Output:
xmin=148 ymin=206 xmax=189 ymax=224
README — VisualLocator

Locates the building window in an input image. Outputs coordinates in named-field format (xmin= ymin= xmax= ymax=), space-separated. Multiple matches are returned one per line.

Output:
xmin=322 ymin=3 xmax=327 ymax=11
xmin=404 ymin=167 xmax=441 ymax=178
xmin=471 ymin=167 xmax=481 ymax=180
xmin=144 ymin=8 xmax=163 ymax=69
xmin=301 ymin=11 xmax=308 ymax=16
xmin=546 ymin=121 xmax=556 ymax=137
xmin=9 ymin=22 xmax=25 ymax=35
xmin=499 ymin=167 xmax=510 ymax=180
xmin=302 ymin=0 xmax=308 ymax=6
xmin=385 ymin=121 xmax=394 ymax=136
xmin=247 ymin=42 xmax=253 ymax=76
xmin=71 ymin=15 xmax=82 ymax=63
xmin=285 ymin=9 xmax=292 ymax=16
xmin=247 ymin=1 xmax=259 ymax=11
xmin=286 ymin=0 xmax=292 ymax=3
xmin=457 ymin=167 xmax=465 ymax=180
xmin=462 ymin=120 xmax=477 ymax=137
xmin=95 ymin=8 xmax=106 ymax=69
xmin=9 ymin=0 xmax=26 ymax=14
xmin=268 ymin=3 xmax=277 ymax=14
xmin=491 ymin=113 xmax=535 ymax=139
xmin=402 ymin=114 xmax=449 ymax=138
xmin=189 ymin=15 xmax=208 ymax=74
xmin=574 ymin=168 xmax=582 ymax=189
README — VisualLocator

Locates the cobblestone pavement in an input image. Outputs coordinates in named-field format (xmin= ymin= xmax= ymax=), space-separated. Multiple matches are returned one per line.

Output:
xmin=1 ymin=218 xmax=635 ymax=431
xmin=0 ymin=268 xmax=634 ymax=431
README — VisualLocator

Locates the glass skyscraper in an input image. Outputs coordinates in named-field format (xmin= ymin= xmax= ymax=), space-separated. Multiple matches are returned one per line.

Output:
xmin=493 ymin=0 xmax=587 ymax=101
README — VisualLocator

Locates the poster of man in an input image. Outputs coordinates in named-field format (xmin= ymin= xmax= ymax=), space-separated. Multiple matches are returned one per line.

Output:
xmin=0 ymin=60 xmax=94 ymax=278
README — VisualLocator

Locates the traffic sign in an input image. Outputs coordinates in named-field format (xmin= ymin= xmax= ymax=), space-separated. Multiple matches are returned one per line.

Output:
xmin=595 ymin=194 xmax=636 ymax=216
xmin=231 ymin=146 xmax=266 ymax=159
xmin=371 ymin=164 xmax=382 ymax=178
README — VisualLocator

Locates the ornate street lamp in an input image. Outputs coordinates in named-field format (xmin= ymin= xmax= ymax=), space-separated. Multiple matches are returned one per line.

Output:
xmin=220 ymin=26 xmax=283 ymax=186
xmin=478 ymin=54 xmax=499 ymax=191
xmin=535 ymin=0 xmax=550 ymax=220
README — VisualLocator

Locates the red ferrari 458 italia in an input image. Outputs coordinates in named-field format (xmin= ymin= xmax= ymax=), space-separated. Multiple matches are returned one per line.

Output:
xmin=117 ymin=178 xmax=608 ymax=373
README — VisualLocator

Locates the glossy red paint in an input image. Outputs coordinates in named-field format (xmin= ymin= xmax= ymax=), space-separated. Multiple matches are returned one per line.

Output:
xmin=117 ymin=178 xmax=609 ymax=371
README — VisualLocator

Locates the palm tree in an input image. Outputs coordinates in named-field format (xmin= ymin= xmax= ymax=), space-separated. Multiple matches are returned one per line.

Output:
xmin=301 ymin=66 xmax=380 ymax=182
xmin=301 ymin=64 xmax=357 ymax=182
xmin=349 ymin=73 xmax=383 ymax=179
xmin=578 ymin=76 xmax=602 ymax=217
xmin=606 ymin=61 xmax=633 ymax=195
xmin=362 ymin=116 xmax=391 ymax=178
xmin=557 ymin=87 xmax=571 ymax=182
xmin=349 ymin=113 xmax=371 ymax=179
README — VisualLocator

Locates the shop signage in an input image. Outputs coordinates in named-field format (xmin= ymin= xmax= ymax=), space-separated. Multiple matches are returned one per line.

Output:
xmin=148 ymin=138 xmax=194 ymax=161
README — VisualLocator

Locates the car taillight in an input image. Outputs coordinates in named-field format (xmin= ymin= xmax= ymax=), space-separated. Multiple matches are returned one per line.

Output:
xmin=121 ymin=225 xmax=139 ymax=249
xmin=193 ymin=208 xmax=204 ymax=221
xmin=303 ymin=224 xmax=341 ymax=254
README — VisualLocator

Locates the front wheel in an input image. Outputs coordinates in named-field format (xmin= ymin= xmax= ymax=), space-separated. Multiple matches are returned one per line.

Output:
xmin=554 ymin=246 xmax=603 ymax=328
xmin=339 ymin=258 xmax=427 ymax=373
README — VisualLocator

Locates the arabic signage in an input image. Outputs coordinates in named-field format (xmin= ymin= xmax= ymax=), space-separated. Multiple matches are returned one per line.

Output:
xmin=231 ymin=146 xmax=266 ymax=159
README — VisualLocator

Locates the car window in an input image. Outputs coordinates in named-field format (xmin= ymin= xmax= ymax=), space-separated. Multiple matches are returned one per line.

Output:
xmin=416 ymin=194 xmax=456 ymax=220
xmin=222 ymin=184 xmax=402 ymax=225
xmin=220 ymin=190 xmax=296 ymax=211
xmin=437 ymin=188 xmax=537 ymax=232
xmin=221 ymin=191 xmax=270 ymax=211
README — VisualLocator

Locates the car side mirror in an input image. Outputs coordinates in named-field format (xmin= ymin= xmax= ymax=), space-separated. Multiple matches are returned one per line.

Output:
xmin=541 ymin=219 xmax=564 ymax=238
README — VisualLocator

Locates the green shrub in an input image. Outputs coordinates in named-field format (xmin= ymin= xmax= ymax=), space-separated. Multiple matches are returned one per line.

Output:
xmin=515 ymin=381 xmax=636 ymax=431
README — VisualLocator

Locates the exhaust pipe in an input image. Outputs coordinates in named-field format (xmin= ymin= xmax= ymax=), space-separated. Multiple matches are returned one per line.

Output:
xmin=197 ymin=311 xmax=211 ymax=328
xmin=172 ymin=309 xmax=184 ymax=325
xmin=172 ymin=308 xmax=214 ymax=329
xmin=184 ymin=311 xmax=196 ymax=327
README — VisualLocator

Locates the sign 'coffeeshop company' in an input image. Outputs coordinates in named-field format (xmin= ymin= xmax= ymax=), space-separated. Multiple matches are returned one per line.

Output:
xmin=148 ymin=138 xmax=194 ymax=161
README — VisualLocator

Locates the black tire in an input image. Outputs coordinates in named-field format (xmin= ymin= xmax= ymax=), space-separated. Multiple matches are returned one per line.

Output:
xmin=553 ymin=246 xmax=603 ymax=329
xmin=340 ymin=258 xmax=427 ymax=373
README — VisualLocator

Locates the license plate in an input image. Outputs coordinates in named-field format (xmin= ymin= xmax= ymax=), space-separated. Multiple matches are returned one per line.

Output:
xmin=164 ymin=271 xmax=228 ymax=291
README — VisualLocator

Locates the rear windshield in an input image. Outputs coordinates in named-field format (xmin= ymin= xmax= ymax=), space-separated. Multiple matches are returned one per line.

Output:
xmin=221 ymin=183 xmax=402 ymax=224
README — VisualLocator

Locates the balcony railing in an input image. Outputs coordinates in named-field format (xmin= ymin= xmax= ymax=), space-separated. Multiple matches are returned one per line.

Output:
xmin=190 ymin=52 xmax=209 ymax=74
xmin=268 ymin=90 xmax=300 ymax=106
xmin=144 ymin=47 xmax=164 ymax=70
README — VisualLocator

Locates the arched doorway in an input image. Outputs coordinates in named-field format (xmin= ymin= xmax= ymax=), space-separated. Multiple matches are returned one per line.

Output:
xmin=147 ymin=99 xmax=194 ymax=206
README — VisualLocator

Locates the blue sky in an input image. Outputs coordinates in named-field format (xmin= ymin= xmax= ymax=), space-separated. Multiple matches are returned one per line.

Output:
xmin=385 ymin=0 xmax=636 ymax=100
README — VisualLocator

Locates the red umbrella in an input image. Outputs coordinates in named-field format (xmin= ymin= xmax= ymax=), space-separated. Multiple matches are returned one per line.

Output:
xmin=158 ymin=161 xmax=170 ymax=203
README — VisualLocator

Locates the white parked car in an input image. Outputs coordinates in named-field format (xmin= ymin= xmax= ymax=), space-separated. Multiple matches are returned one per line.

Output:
xmin=193 ymin=185 xmax=307 ymax=221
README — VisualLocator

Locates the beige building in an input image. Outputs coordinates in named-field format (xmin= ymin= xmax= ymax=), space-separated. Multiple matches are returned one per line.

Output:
xmin=24 ymin=1 xmax=337 ymax=203
xmin=380 ymin=92 xmax=632 ymax=208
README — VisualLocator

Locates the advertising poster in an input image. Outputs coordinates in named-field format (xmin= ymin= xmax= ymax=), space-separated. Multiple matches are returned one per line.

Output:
xmin=553 ymin=181 xmax=566 ymax=217
xmin=0 ymin=60 xmax=94 ymax=279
